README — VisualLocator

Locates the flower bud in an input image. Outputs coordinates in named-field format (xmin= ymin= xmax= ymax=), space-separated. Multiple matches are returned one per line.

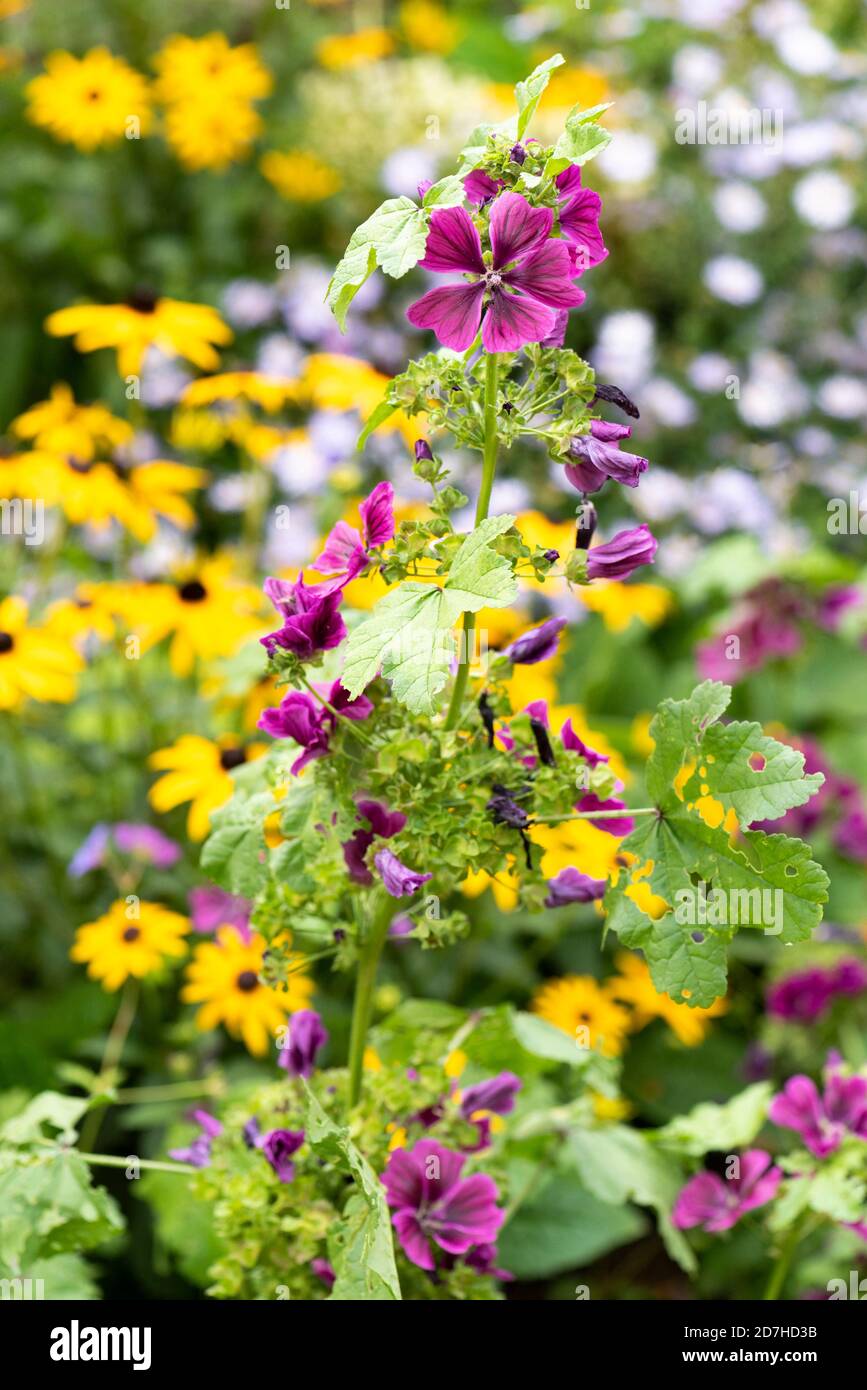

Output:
xmin=575 ymin=500 xmax=598 ymax=549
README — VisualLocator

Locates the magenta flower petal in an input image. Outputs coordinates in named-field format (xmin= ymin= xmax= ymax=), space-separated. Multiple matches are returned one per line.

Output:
xmin=559 ymin=189 xmax=608 ymax=267
xmin=463 ymin=170 xmax=504 ymax=206
xmin=359 ymin=480 xmax=395 ymax=548
xmin=503 ymin=240 xmax=587 ymax=309
xmin=560 ymin=719 xmax=609 ymax=766
xmin=312 ymin=520 xmax=366 ymax=576
xmin=481 ymin=290 xmax=554 ymax=352
xmin=374 ymin=846 xmax=433 ymax=898
xmin=419 ymin=205 xmax=485 ymax=274
xmin=585 ymin=524 xmax=657 ymax=581
xmin=490 ymin=191 xmax=553 ymax=268
xmin=429 ymin=1173 xmax=506 ymax=1254
xmin=407 ymin=282 xmax=485 ymax=351
xmin=555 ymin=164 xmax=584 ymax=199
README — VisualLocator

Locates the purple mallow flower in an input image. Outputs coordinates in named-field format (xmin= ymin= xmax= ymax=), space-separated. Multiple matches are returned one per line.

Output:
xmin=766 ymin=960 xmax=867 ymax=1024
xmin=168 ymin=1109 xmax=223 ymax=1168
xmin=407 ymin=192 xmax=585 ymax=353
xmin=261 ymin=1128 xmax=305 ymax=1183
xmin=188 ymin=885 xmax=252 ymax=940
xmin=565 ymin=421 xmax=648 ymax=493
xmin=261 ymin=572 xmax=348 ymax=661
xmin=259 ymin=681 xmax=372 ymax=775
xmin=503 ymin=616 xmax=566 ymax=665
xmin=459 ymin=1073 xmax=522 ymax=1121
xmin=311 ymin=1257 xmax=336 ymax=1290
xmin=382 ymin=1138 xmax=506 ymax=1271
xmin=555 ymin=164 xmax=608 ymax=268
xmin=585 ymin=524 xmax=657 ymax=581
xmin=374 ymin=847 xmax=433 ymax=899
xmin=342 ymin=799 xmax=407 ymax=886
xmin=463 ymin=169 xmax=504 ymax=206
xmin=312 ymin=481 xmax=395 ymax=581
xmin=545 ymin=866 xmax=607 ymax=908
xmin=278 ymin=1009 xmax=329 ymax=1078
xmin=672 ymin=1150 xmax=782 ymax=1233
xmin=768 ymin=1058 xmax=867 ymax=1158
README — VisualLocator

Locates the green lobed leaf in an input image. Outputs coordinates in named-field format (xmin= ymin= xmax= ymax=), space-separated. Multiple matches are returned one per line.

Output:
xmin=200 ymin=788 xmax=274 ymax=898
xmin=0 ymin=1149 xmax=124 ymax=1275
xmin=653 ymin=1082 xmax=773 ymax=1158
xmin=357 ymin=395 xmax=398 ymax=450
xmin=682 ymin=721 xmax=825 ymax=825
xmin=499 ymin=1173 xmax=645 ymax=1280
xmin=544 ymin=101 xmax=613 ymax=176
xmin=326 ymin=196 xmax=430 ymax=331
xmin=421 ymin=175 xmax=466 ymax=208
xmin=1 ymin=1091 xmax=90 ymax=1145
xmin=303 ymin=1086 xmax=401 ymax=1301
xmin=514 ymin=53 xmax=565 ymax=140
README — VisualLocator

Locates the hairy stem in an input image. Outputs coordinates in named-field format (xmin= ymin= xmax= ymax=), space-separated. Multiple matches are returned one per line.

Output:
xmin=346 ymin=894 xmax=393 ymax=1108
xmin=763 ymin=1220 xmax=804 ymax=1301
xmin=78 ymin=978 xmax=139 ymax=1153
xmin=443 ymin=350 xmax=499 ymax=731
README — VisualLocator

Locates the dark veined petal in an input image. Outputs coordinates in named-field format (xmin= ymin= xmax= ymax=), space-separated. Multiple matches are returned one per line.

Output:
xmin=406 ymin=282 xmax=485 ymax=351
xmin=418 ymin=205 xmax=485 ymax=274
xmin=489 ymin=191 xmax=553 ymax=269
xmin=503 ymin=239 xmax=587 ymax=309
xmin=559 ymin=189 xmax=608 ymax=267
xmin=481 ymin=289 xmax=554 ymax=353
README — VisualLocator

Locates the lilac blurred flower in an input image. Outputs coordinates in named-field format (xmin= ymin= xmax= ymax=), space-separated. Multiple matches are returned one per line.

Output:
xmin=503 ymin=617 xmax=567 ymax=665
xmin=545 ymin=866 xmax=607 ymax=907
xmin=382 ymin=1138 xmax=505 ymax=1271
xmin=188 ymin=885 xmax=252 ymax=939
xmin=113 ymin=823 xmax=182 ymax=868
xmin=407 ymin=193 xmax=585 ymax=353
xmin=565 ymin=421 xmax=649 ymax=493
xmin=459 ymin=1073 xmax=522 ymax=1121
xmin=374 ymin=847 xmax=432 ymax=898
xmin=261 ymin=1128 xmax=305 ymax=1183
xmin=672 ymin=1150 xmax=782 ymax=1232
xmin=169 ymin=1109 xmax=223 ymax=1168
xmin=68 ymin=824 xmax=111 ymax=877
xmin=278 ymin=1010 xmax=329 ymax=1078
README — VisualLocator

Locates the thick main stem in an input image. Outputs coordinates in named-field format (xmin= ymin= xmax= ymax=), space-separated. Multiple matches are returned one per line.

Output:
xmin=346 ymin=896 xmax=393 ymax=1108
xmin=78 ymin=978 xmax=139 ymax=1153
xmin=763 ymin=1221 xmax=804 ymax=1301
xmin=443 ymin=350 xmax=499 ymax=732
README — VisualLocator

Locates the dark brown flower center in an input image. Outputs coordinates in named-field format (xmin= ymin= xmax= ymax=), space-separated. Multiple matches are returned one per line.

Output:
xmin=220 ymin=747 xmax=247 ymax=771
xmin=126 ymin=288 xmax=159 ymax=314
xmin=236 ymin=970 xmax=259 ymax=993
xmin=0 ymin=631 xmax=14 ymax=655
xmin=67 ymin=458 xmax=93 ymax=474
xmin=178 ymin=579 xmax=207 ymax=603
xmin=122 ymin=926 xmax=141 ymax=942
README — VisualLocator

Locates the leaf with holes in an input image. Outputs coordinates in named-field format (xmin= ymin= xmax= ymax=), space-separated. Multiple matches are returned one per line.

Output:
xmin=682 ymin=721 xmax=824 ymax=826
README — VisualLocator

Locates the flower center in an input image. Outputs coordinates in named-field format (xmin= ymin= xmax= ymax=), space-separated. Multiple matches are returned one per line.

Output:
xmin=220 ymin=747 xmax=246 ymax=771
xmin=236 ymin=970 xmax=259 ymax=993
xmin=483 ymin=270 xmax=503 ymax=291
xmin=0 ymin=631 xmax=13 ymax=655
xmin=122 ymin=926 xmax=141 ymax=943
xmin=178 ymin=579 xmax=207 ymax=603
xmin=67 ymin=458 xmax=93 ymax=474
xmin=126 ymin=288 xmax=159 ymax=314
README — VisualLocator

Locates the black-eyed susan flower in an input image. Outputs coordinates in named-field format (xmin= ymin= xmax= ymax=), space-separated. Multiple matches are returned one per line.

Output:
xmin=531 ymin=975 xmax=631 ymax=1057
xmin=164 ymin=97 xmax=264 ymax=172
xmin=70 ymin=899 xmax=189 ymax=991
xmin=11 ymin=383 xmax=132 ymax=461
xmin=182 ymin=371 xmax=300 ymax=414
xmin=0 ymin=596 xmax=83 ymax=710
xmin=315 ymin=29 xmax=394 ymax=70
xmin=44 ymin=583 xmax=117 ymax=645
xmin=45 ymin=293 xmax=232 ymax=378
xmin=152 ymin=33 xmax=272 ymax=106
xmin=109 ymin=556 xmax=264 ymax=676
xmin=126 ymin=459 xmax=209 ymax=533
xmin=399 ymin=1 xmax=460 ymax=53
xmin=182 ymin=926 xmax=312 ymax=1055
xmin=608 ymin=951 xmax=727 ymax=1046
xmin=14 ymin=450 xmax=205 ymax=541
xmin=148 ymin=734 xmax=264 ymax=840
xmin=259 ymin=150 xmax=342 ymax=202
xmin=25 ymin=47 xmax=152 ymax=151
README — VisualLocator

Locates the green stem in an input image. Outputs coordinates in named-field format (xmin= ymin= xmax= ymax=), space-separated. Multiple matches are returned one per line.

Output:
xmin=763 ymin=1221 xmax=804 ymax=1301
xmin=538 ymin=807 xmax=658 ymax=825
xmin=346 ymin=895 xmax=393 ymax=1109
xmin=113 ymin=1078 xmax=223 ymax=1105
xmin=78 ymin=978 xmax=139 ymax=1152
xmin=443 ymin=351 xmax=499 ymax=732
xmin=77 ymin=1152 xmax=196 ymax=1176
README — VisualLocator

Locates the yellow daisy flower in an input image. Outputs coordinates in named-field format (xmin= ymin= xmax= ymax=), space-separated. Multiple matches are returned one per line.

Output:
xmin=44 ymin=583 xmax=117 ymax=645
xmin=260 ymin=150 xmax=342 ymax=202
xmin=182 ymin=926 xmax=312 ymax=1056
xmin=148 ymin=733 xmax=265 ymax=841
xmin=152 ymin=33 xmax=272 ymax=106
xmin=26 ymin=47 xmax=152 ymax=151
xmin=127 ymin=460 xmax=209 ymax=532
xmin=164 ymin=96 xmax=263 ymax=172
xmin=14 ymin=450 xmax=145 ymax=537
xmin=169 ymin=407 xmax=230 ymax=454
xmin=11 ymin=383 xmax=132 ymax=461
xmin=109 ymin=556 xmax=264 ymax=676
xmin=0 ymin=596 xmax=83 ymax=710
xmin=299 ymin=353 xmax=423 ymax=449
xmin=45 ymin=293 xmax=232 ymax=378
xmin=608 ymin=951 xmax=727 ymax=1046
xmin=182 ymin=371 xmax=300 ymax=414
xmin=460 ymin=860 xmax=522 ymax=912
xmin=315 ymin=28 xmax=395 ymax=70
xmin=70 ymin=899 xmax=189 ymax=992
xmin=532 ymin=974 xmax=631 ymax=1057
xmin=400 ymin=0 xmax=460 ymax=52
xmin=578 ymin=580 xmax=673 ymax=633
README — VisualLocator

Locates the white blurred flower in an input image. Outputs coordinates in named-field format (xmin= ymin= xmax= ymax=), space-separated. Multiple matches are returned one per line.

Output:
xmin=596 ymin=132 xmax=657 ymax=184
xmin=221 ymin=279 xmax=278 ymax=330
xmin=380 ymin=146 xmax=437 ymax=199
xmin=632 ymin=467 xmax=692 ymax=522
xmin=671 ymin=44 xmax=724 ymax=96
xmin=774 ymin=26 xmax=838 ymax=76
xmin=255 ymin=334 xmax=305 ymax=380
xmin=794 ymin=426 xmax=834 ymax=458
xmin=488 ymin=478 xmax=531 ymax=514
xmin=751 ymin=0 xmax=808 ymax=38
xmin=676 ymin=0 xmax=745 ymax=30
xmin=592 ymin=311 xmax=655 ymax=392
xmin=209 ymin=473 xmax=265 ymax=514
xmin=713 ymin=182 xmax=767 ymax=232
xmin=792 ymin=170 xmax=854 ymax=229
xmin=688 ymin=352 xmax=735 ymax=392
xmin=657 ymin=532 xmax=700 ymax=579
xmin=130 ymin=529 xmax=195 ymax=580
xmin=691 ymin=468 xmax=775 ymax=535
xmin=783 ymin=121 xmax=861 ymax=167
xmin=140 ymin=348 xmax=191 ymax=409
xmin=705 ymin=142 xmax=783 ymax=180
xmin=263 ymin=502 xmax=318 ymax=572
xmin=817 ymin=375 xmax=867 ymax=420
xmin=642 ymin=378 xmax=697 ymax=428
xmin=738 ymin=351 xmax=809 ymax=428
xmin=703 ymin=255 xmax=764 ymax=305
xmin=271 ymin=437 xmax=330 ymax=496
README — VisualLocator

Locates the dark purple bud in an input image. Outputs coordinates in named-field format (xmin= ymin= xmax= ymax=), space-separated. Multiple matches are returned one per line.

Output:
xmin=504 ymin=616 xmax=566 ymax=666
xmin=509 ymin=144 xmax=527 ymax=165
xmin=414 ymin=439 xmax=434 ymax=462
xmin=242 ymin=1116 xmax=262 ymax=1149
xmin=531 ymin=718 xmax=556 ymax=767
xmin=487 ymin=783 xmax=530 ymax=829
xmin=478 ymin=691 xmax=496 ymax=748
xmin=544 ymin=867 xmax=606 ymax=908
xmin=460 ymin=1072 xmax=522 ymax=1119
xmin=592 ymin=384 xmax=640 ymax=419
xmin=374 ymin=847 xmax=433 ymax=898
xmin=417 ymin=179 xmax=433 ymax=200
xmin=261 ymin=1128 xmax=305 ymax=1183
xmin=575 ymin=500 xmax=597 ymax=550
xmin=278 ymin=1009 xmax=329 ymax=1079
xmin=544 ymin=548 xmax=559 ymax=562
